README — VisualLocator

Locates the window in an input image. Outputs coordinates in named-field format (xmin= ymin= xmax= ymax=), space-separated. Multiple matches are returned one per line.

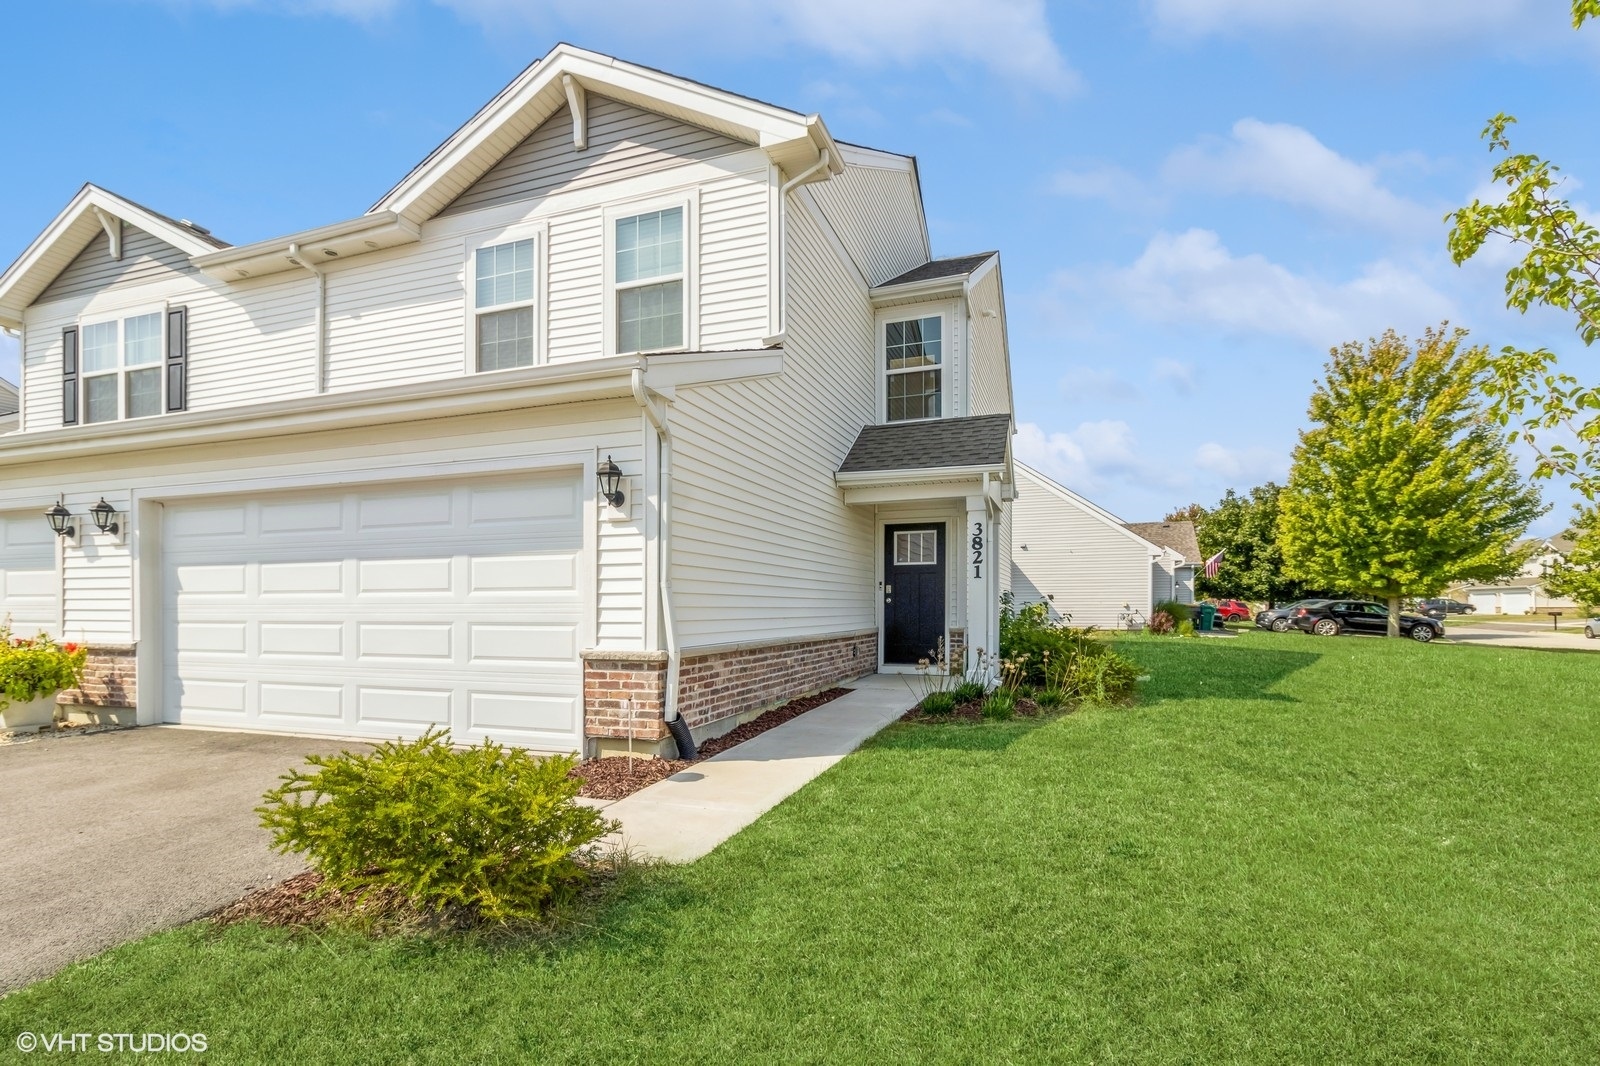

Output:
xmin=894 ymin=530 xmax=938 ymax=565
xmin=81 ymin=311 xmax=165 ymax=423
xmin=474 ymin=238 xmax=535 ymax=372
xmin=885 ymin=315 xmax=942 ymax=421
xmin=614 ymin=207 xmax=684 ymax=353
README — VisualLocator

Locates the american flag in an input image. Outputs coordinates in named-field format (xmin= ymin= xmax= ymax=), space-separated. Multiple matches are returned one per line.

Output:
xmin=1203 ymin=550 xmax=1225 ymax=578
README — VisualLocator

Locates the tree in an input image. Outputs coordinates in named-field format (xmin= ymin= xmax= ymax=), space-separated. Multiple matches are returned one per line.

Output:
xmin=1181 ymin=484 xmax=1324 ymax=606
xmin=1279 ymin=327 xmax=1545 ymax=636
xmin=1542 ymin=506 xmax=1600 ymax=611
xmin=1163 ymin=502 xmax=1207 ymax=526
xmin=1446 ymin=2 xmax=1600 ymax=501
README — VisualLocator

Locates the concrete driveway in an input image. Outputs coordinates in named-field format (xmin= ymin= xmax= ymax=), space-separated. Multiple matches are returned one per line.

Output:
xmin=1443 ymin=621 xmax=1600 ymax=653
xmin=0 ymin=727 xmax=367 ymax=993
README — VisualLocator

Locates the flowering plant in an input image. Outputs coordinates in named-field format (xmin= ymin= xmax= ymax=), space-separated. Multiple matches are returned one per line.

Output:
xmin=0 ymin=623 xmax=88 ymax=711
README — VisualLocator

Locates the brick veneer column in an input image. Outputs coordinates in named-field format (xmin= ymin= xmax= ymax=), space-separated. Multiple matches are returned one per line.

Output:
xmin=582 ymin=651 xmax=669 ymax=752
xmin=58 ymin=644 xmax=137 ymax=709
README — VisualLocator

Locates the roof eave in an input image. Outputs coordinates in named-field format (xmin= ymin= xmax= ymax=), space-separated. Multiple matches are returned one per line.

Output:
xmin=192 ymin=212 xmax=423 ymax=281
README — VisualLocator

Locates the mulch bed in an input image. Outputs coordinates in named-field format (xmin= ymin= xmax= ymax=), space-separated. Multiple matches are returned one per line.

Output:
xmin=570 ymin=686 xmax=852 ymax=801
xmin=899 ymin=696 xmax=1052 ymax=724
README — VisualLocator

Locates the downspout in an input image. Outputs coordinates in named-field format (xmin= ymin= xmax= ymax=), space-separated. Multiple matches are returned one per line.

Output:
xmin=287 ymin=243 xmax=328 ymax=394
xmin=767 ymin=149 xmax=832 ymax=345
xmin=632 ymin=368 xmax=695 ymax=758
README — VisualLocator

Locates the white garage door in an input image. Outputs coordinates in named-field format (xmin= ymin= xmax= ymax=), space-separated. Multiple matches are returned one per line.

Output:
xmin=1500 ymin=589 xmax=1534 ymax=616
xmin=0 ymin=510 xmax=59 ymax=637
xmin=163 ymin=472 xmax=585 ymax=751
xmin=1468 ymin=591 xmax=1498 ymax=614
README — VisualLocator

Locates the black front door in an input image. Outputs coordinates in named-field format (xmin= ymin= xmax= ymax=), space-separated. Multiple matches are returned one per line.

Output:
xmin=883 ymin=524 xmax=947 ymax=665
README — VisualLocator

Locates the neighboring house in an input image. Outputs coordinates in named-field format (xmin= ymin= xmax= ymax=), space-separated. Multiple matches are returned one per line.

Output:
xmin=1010 ymin=463 xmax=1196 ymax=629
xmin=0 ymin=45 xmax=1015 ymax=755
xmin=0 ymin=378 xmax=17 ymax=433
xmin=1449 ymin=536 xmax=1578 ymax=616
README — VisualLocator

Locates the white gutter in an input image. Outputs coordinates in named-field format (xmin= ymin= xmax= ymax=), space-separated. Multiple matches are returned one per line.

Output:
xmin=764 ymin=149 xmax=832 ymax=346
xmin=287 ymin=243 xmax=328 ymax=394
xmin=631 ymin=368 xmax=682 ymax=727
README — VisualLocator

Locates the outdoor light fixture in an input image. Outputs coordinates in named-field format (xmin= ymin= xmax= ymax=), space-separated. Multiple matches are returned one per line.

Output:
xmin=45 ymin=500 xmax=76 ymax=539
xmin=597 ymin=456 xmax=626 ymax=509
xmin=90 ymin=498 xmax=121 ymax=536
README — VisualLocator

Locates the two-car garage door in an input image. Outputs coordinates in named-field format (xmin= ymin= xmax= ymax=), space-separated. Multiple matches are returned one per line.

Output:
xmin=163 ymin=472 xmax=585 ymax=751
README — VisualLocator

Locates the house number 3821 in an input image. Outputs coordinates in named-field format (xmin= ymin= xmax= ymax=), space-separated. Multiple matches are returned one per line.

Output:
xmin=971 ymin=522 xmax=984 ymax=578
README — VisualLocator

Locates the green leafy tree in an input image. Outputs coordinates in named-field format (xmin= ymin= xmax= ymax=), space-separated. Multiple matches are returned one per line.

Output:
xmin=1190 ymin=483 xmax=1324 ymax=606
xmin=1446 ymin=1 xmax=1600 ymax=500
xmin=1542 ymin=506 xmax=1600 ymax=611
xmin=1279 ymin=327 xmax=1545 ymax=636
xmin=1163 ymin=502 xmax=1207 ymax=526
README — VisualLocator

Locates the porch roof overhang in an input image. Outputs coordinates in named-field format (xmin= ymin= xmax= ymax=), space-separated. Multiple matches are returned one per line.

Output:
xmin=835 ymin=413 xmax=1013 ymax=505
xmin=835 ymin=464 xmax=1012 ymax=507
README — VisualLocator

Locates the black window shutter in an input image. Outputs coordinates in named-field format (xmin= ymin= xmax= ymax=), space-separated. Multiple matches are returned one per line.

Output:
xmin=61 ymin=326 xmax=79 ymax=425
xmin=166 ymin=306 xmax=188 ymax=412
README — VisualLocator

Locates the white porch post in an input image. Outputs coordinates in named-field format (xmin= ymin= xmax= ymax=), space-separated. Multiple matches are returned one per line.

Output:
xmin=964 ymin=494 xmax=992 ymax=680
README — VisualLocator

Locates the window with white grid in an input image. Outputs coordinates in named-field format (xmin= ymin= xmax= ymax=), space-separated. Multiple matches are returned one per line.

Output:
xmin=885 ymin=315 xmax=942 ymax=422
xmin=613 ymin=206 xmax=685 ymax=353
xmin=80 ymin=310 xmax=165 ymax=423
xmin=473 ymin=237 xmax=536 ymax=372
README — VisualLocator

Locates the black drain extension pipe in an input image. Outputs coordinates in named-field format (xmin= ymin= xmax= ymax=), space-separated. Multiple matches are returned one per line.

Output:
xmin=666 ymin=714 xmax=698 ymax=760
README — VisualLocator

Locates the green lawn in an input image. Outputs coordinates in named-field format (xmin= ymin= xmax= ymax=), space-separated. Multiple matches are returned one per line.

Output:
xmin=6 ymin=633 xmax=1600 ymax=1063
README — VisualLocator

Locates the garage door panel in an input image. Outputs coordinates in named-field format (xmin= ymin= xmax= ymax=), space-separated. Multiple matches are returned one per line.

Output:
xmin=163 ymin=472 xmax=586 ymax=750
xmin=0 ymin=510 xmax=61 ymax=637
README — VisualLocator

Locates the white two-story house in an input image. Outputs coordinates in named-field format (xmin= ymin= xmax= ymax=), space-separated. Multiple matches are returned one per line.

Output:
xmin=0 ymin=45 xmax=1015 ymax=756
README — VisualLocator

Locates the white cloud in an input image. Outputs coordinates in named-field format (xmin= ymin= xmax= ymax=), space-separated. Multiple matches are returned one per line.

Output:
xmin=1163 ymin=119 xmax=1433 ymax=233
xmin=1145 ymin=0 xmax=1582 ymax=47
xmin=199 ymin=0 xmax=1078 ymax=93
xmin=1194 ymin=441 xmax=1289 ymax=483
xmin=1153 ymin=358 xmax=1196 ymax=394
xmin=1014 ymin=419 xmax=1176 ymax=495
xmin=0 ymin=333 xmax=17 ymax=387
xmin=1098 ymin=228 xmax=1456 ymax=347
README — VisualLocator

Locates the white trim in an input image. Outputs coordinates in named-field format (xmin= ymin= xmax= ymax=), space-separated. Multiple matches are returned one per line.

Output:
xmin=77 ymin=302 xmax=169 ymax=425
xmin=877 ymin=305 xmax=955 ymax=424
xmin=603 ymin=192 xmax=697 ymax=356
xmin=191 ymin=212 xmax=421 ymax=282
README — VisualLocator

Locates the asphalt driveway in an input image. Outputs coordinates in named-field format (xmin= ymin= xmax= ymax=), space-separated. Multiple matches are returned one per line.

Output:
xmin=0 ymin=727 xmax=367 ymax=993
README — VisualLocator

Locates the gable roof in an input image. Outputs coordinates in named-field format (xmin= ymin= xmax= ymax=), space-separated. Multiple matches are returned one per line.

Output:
xmin=877 ymin=252 xmax=998 ymax=289
xmin=0 ymin=185 xmax=227 ymax=327
xmin=1014 ymin=461 xmax=1174 ymax=557
xmin=1126 ymin=520 xmax=1200 ymax=562
xmin=839 ymin=414 xmax=1012 ymax=474
xmin=371 ymin=42 xmax=845 ymax=226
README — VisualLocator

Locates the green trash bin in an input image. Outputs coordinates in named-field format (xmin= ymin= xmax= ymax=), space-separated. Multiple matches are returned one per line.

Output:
xmin=1195 ymin=603 xmax=1218 ymax=631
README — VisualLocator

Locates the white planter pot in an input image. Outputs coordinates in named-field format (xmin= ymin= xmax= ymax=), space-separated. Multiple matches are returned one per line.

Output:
xmin=0 ymin=693 xmax=59 ymax=733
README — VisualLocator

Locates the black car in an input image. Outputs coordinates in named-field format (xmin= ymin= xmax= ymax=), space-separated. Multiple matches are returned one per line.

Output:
xmin=1255 ymin=599 xmax=1332 ymax=633
xmin=1290 ymin=600 xmax=1445 ymax=642
xmin=1418 ymin=598 xmax=1475 ymax=617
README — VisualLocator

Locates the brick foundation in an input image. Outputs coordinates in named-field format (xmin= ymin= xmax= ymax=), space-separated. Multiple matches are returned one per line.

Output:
xmin=582 ymin=651 xmax=669 ymax=751
xmin=676 ymin=630 xmax=878 ymax=733
xmin=59 ymin=644 xmax=137 ymax=711
xmin=946 ymin=628 xmax=967 ymax=674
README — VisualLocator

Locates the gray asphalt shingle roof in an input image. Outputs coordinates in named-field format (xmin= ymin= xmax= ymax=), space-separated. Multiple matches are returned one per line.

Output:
xmin=1126 ymin=520 xmax=1201 ymax=561
xmin=876 ymin=252 xmax=997 ymax=289
xmin=838 ymin=414 xmax=1012 ymax=474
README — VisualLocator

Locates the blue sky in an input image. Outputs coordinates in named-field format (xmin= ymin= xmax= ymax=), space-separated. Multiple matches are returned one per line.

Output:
xmin=2 ymin=0 xmax=1596 ymax=533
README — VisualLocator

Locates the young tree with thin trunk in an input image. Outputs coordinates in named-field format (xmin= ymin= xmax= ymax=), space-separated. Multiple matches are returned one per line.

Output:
xmin=1279 ymin=327 xmax=1545 ymax=637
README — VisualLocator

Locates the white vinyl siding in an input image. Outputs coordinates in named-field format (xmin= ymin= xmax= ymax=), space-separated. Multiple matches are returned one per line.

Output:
xmin=1010 ymin=465 xmax=1154 ymax=629
xmin=36 ymin=226 xmax=195 ymax=305
xmin=441 ymin=95 xmax=745 ymax=216
xmin=667 ymin=197 xmax=876 ymax=648
xmin=803 ymin=163 xmax=929 ymax=286
xmin=967 ymin=266 xmax=1010 ymax=418
xmin=0 ymin=510 xmax=60 ymax=638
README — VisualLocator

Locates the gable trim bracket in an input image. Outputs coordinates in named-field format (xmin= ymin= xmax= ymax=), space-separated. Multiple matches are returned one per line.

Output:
xmin=563 ymin=74 xmax=588 ymax=151
xmin=90 ymin=207 xmax=122 ymax=260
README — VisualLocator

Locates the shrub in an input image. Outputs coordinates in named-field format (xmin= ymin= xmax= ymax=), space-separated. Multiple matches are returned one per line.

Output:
xmin=1063 ymin=650 xmax=1143 ymax=705
xmin=257 ymin=729 xmax=616 ymax=924
xmin=920 ymin=691 xmax=958 ymax=716
xmin=1035 ymin=687 xmax=1067 ymax=710
xmin=981 ymin=690 xmax=1016 ymax=721
xmin=0 ymin=625 xmax=87 ymax=711
xmin=1177 ymin=620 xmax=1197 ymax=637
xmin=1154 ymin=600 xmax=1191 ymax=625
xmin=1148 ymin=610 xmax=1176 ymax=635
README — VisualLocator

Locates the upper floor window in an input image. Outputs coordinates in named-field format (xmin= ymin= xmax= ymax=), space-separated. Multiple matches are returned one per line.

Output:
xmin=885 ymin=315 xmax=942 ymax=421
xmin=81 ymin=311 xmax=165 ymax=423
xmin=474 ymin=237 xmax=536 ymax=372
xmin=614 ymin=207 xmax=684 ymax=353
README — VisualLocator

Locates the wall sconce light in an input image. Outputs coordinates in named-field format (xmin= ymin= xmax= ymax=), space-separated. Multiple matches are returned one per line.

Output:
xmin=90 ymin=498 xmax=121 ymax=536
xmin=45 ymin=500 xmax=76 ymax=539
xmin=597 ymin=456 xmax=626 ymax=510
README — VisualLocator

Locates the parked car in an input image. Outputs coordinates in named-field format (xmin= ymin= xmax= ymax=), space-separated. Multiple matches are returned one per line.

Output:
xmin=1418 ymin=598 xmax=1475 ymax=617
xmin=1587 ymin=618 xmax=1597 ymax=640
xmin=1290 ymin=600 xmax=1445 ymax=642
xmin=1256 ymin=599 xmax=1333 ymax=632
xmin=1208 ymin=599 xmax=1253 ymax=623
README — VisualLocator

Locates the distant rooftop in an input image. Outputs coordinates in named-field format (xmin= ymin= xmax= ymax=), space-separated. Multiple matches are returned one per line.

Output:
xmin=1127 ymin=520 xmax=1200 ymax=561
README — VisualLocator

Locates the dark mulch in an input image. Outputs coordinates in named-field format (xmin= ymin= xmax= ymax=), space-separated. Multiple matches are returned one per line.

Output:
xmin=900 ymin=696 xmax=1054 ymax=724
xmin=570 ymin=686 xmax=852 ymax=800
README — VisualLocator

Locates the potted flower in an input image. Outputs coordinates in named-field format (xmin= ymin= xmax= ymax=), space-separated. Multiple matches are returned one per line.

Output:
xmin=0 ymin=625 xmax=88 ymax=733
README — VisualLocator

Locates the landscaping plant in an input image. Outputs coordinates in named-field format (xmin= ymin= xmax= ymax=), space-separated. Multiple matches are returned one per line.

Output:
xmin=999 ymin=594 xmax=1140 ymax=705
xmin=0 ymin=624 xmax=87 ymax=712
xmin=1147 ymin=611 xmax=1176 ymax=636
xmin=257 ymin=729 xmax=616 ymax=924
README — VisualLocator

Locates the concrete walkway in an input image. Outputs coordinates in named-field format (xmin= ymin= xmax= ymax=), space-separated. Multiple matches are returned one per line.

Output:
xmin=596 ymin=673 xmax=918 ymax=863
